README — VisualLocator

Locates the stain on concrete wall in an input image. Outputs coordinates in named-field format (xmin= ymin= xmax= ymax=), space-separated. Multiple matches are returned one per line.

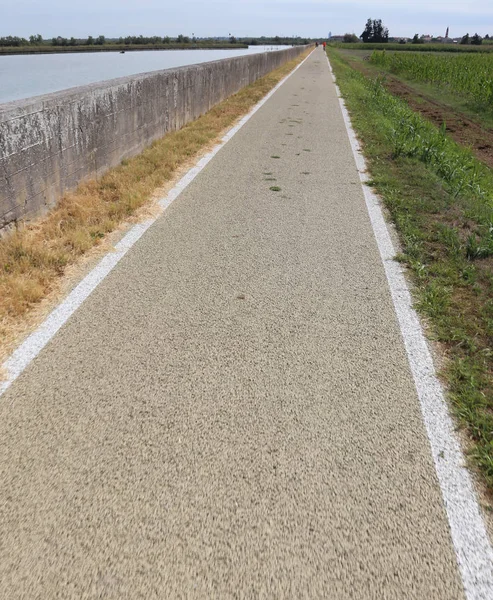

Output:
xmin=0 ymin=46 xmax=307 ymax=230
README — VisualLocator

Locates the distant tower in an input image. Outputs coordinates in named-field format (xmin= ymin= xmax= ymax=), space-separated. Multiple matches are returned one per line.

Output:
xmin=328 ymin=31 xmax=332 ymax=39
xmin=445 ymin=26 xmax=449 ymax=39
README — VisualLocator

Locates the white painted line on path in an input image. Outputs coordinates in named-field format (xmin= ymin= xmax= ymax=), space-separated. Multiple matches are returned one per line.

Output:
xmin=325 ymin=54 xmax=493 ymax=600
xmin=0 ymin=50 xmax=313 ymax=399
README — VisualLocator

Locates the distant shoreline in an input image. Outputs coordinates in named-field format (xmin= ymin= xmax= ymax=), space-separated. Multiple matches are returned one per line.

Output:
xmin=0 ymin=43 xmax=256 ymax=56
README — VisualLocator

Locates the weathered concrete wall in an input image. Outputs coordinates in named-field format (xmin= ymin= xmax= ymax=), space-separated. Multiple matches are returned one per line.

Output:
xmin=0 ymin=46 xmax=308 ymax=229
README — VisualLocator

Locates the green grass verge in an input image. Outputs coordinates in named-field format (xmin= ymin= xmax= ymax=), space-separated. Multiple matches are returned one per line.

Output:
xmin=327 ymin=47 xmax=493 ymax=493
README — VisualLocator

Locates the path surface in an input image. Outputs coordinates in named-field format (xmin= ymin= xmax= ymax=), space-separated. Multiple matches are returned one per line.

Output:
xmin=0 ymin=49 xmax=465 ymax=598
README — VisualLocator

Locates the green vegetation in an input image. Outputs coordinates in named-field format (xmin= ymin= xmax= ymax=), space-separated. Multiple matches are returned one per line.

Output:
xmin=328 ymin=47 xmax=493 ymax=493
xmin=459 ymin=33 xmax=483 ymax=46
xmin=361 ymin=18 xmax=389 ymax=43
xmin=0 ymin=34 xmax=249 ymax=55
xmin=0 ymin=33 xmax=310 ymax=55
xmin=238 ymin=36 xmax=311 ymax=46
xmin=0 ymin=35 xmax=43 ymax=47
xmin=0 ymin=33 xmax=242 ymax=48
xmin=343 ymin=34 xmax=359 ymax=44
xmin=329 ymin=42 xmax=493 ymax=53
xmin=337 ymin=47 xmax=493 ymax=132
xmin=0 ymin=42 xmax=248 ymax=55
xmin=370 ymin=50 xmax=493 ymax=107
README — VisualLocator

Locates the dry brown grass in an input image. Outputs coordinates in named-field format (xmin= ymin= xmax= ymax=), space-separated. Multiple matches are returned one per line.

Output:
xmin=0 ymin=49 xmax=311 ymax=359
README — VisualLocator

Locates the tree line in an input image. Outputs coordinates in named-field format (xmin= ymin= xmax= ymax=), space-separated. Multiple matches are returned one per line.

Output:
xmin=0 ymin=34 xmax=240 ymax=47
xmin=339 ymin=19 xmax=491 ymax=45
xmin=459 ymin=33 xmax=484 ymax=45
xmin=0 ymin=33 xmax=308 ymax=48
xmin=360 ymin=19 xmax=389 ymax=43
xmin=0 ymin=34 xmax=43 ymax=47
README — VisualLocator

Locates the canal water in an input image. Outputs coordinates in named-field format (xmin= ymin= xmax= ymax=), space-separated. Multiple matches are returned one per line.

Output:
xmin=0 ymin=46 xmax=287 ymax=104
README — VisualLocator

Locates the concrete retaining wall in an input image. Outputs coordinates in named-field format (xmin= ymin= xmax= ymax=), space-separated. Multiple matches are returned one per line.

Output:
xmin=0 ymin=45 xmax=308 ymax=229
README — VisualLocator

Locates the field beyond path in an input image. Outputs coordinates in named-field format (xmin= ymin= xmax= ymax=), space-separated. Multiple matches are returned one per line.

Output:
xmin=0 ymin=49 xmax=473 ymax=598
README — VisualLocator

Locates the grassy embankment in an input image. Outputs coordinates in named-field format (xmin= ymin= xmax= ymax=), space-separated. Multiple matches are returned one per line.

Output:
xmin=329 ymin=42 xmax=493 ymax=53
xmin=327 ymin=47 xmax=493 ymax=494
xmin=0 ymin=43 xmax=248 ymax=55
xmin=0 ymin=48 xmax=311 ymax=359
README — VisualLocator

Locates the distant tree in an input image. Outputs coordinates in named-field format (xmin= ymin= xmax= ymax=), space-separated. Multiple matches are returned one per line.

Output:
xmin=122 ymin=35 xmax=164 ymax=45
xmin=0 ymin=35 xmax=29 ymax=47
xmin=485 ymin=34 xmax=490 ymax=40
xmin=471 ymin=33 xmax=482 ymax=45
xmin=343 ymin=33 xmax=359 ymax=43
xmin=52 ymin=36 xmax=68 ymax=46
xmin=29 ymin=34 xmax=43 ymax=45
xmin=176 ymin=34 xmax=185 ymax=43
xmin=412 ymin=33 xmax=424 ymax=44
xmin=162 ymin=36 xmax=170 ymax=44
xmin=229 ymin=35 xmax=237 ymax=44
xmin=399 ymin=38 xmax=407 ymax=44
xmin=69 ymin=37 xmax=77 ymax=46
xmin=361 ymin=19 xmax=372 ymax=42
xmin=460 ymin=33 xmax=470 ymax=45
xmin=361 ymin=18 xmax=389 ymax=43
xmin=95 ymin=35 xmax=105 ymax=45
xmin=86 ymin=36 xmax=94 ymax=45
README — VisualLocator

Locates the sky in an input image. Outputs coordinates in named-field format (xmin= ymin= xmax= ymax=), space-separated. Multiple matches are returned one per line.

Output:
xmin=1 ymin=0 xmax=492 ymax=40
